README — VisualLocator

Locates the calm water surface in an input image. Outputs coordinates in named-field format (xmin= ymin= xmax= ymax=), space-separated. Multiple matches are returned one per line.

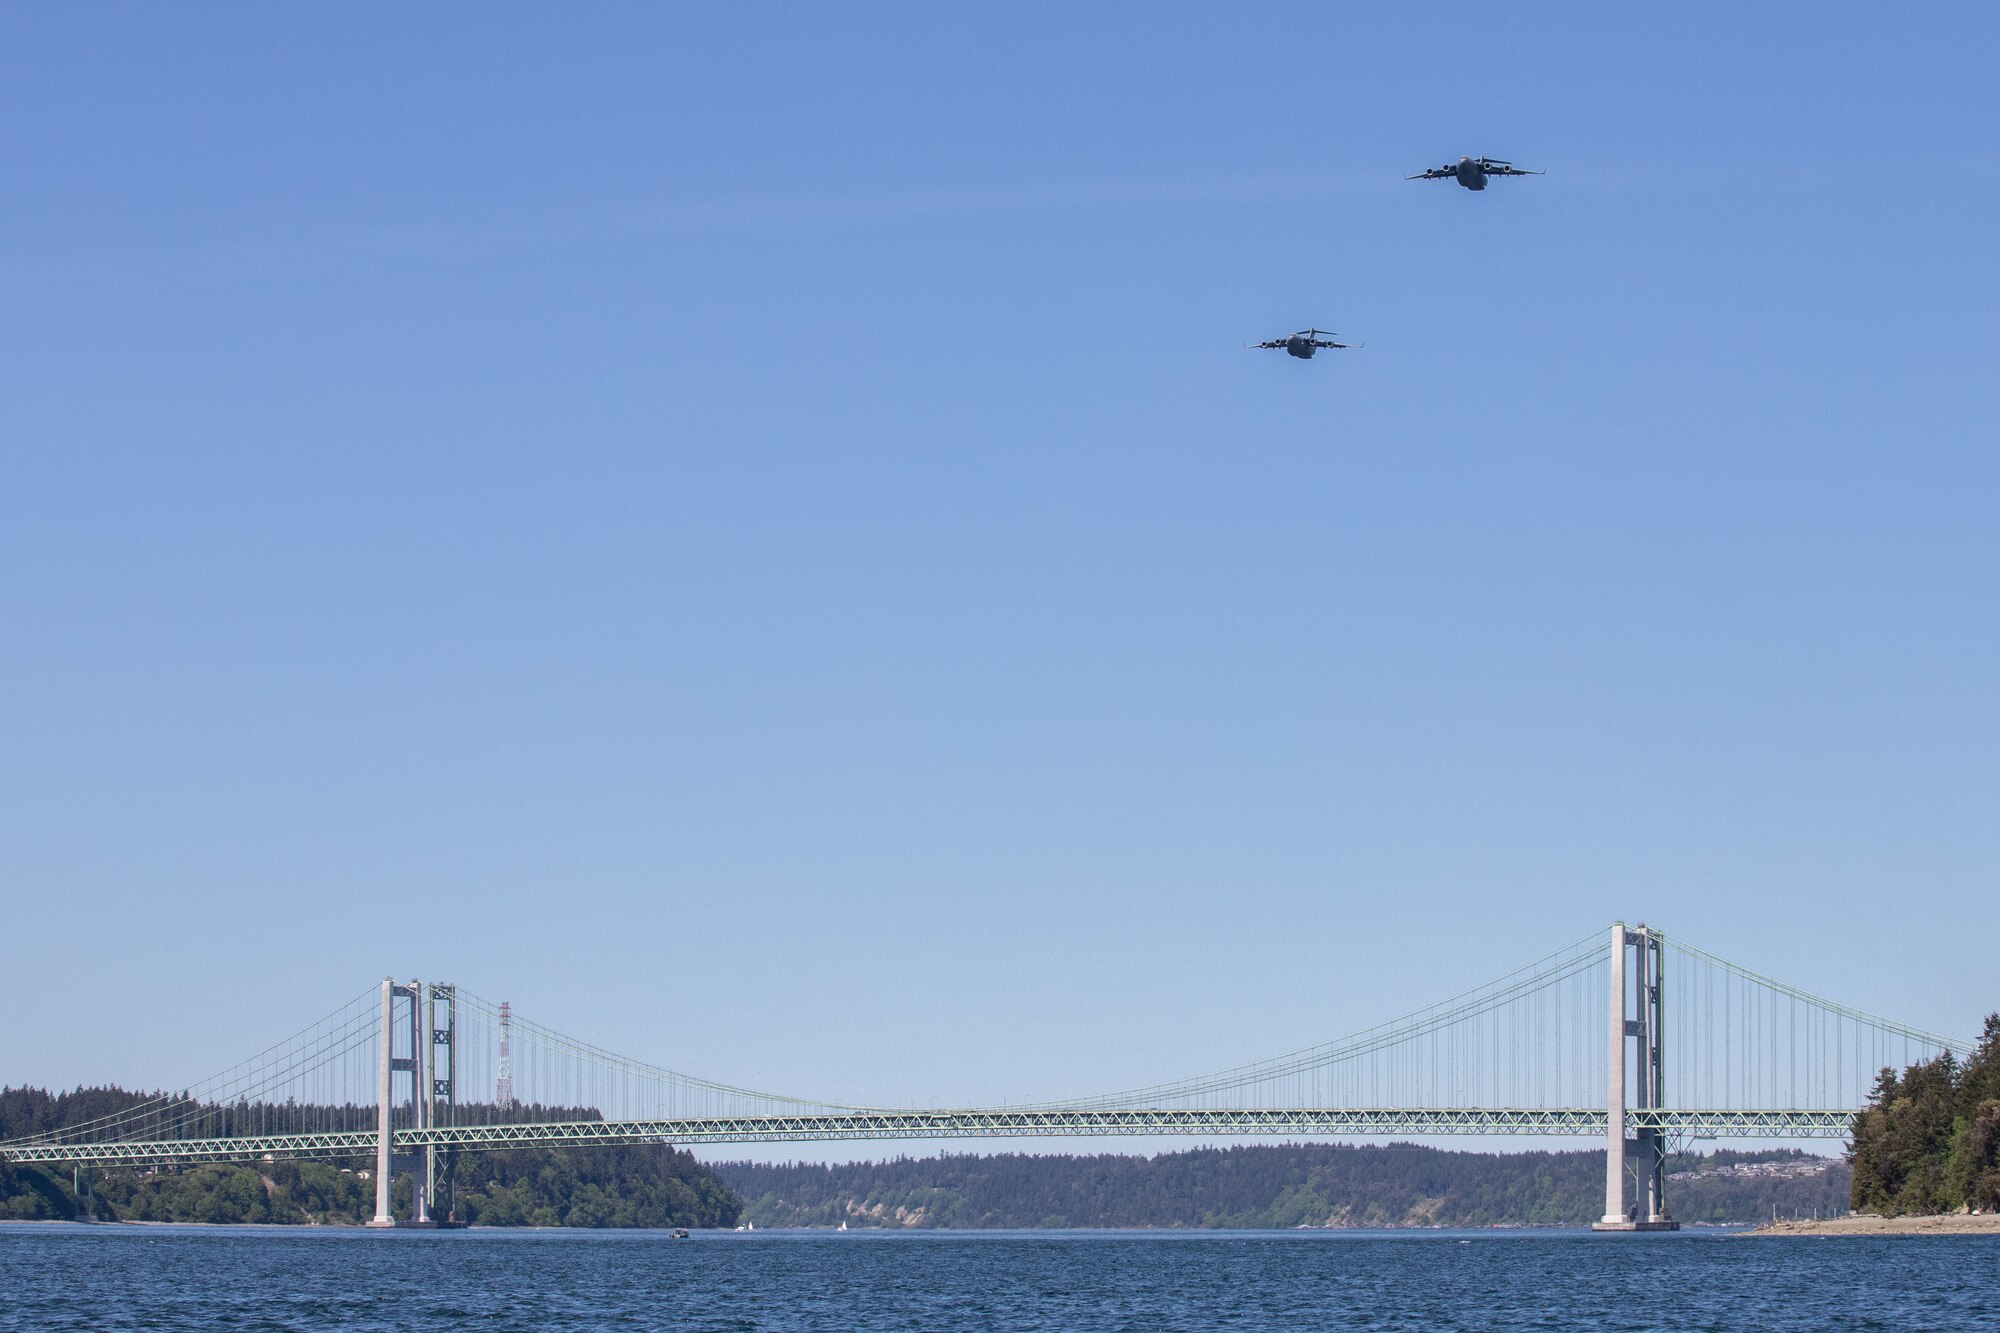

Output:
xmin=3 ymin=1224 xmax=1995 ymax=1331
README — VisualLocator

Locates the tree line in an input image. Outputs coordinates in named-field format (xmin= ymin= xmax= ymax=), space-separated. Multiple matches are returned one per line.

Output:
xmin=718 ymin=1142 xmax=1851 ymax=1229
xmin=0 ymin=1085 xmax=740 ymax=1228
xmin=1848 ymin=1012 xmax=2000 ymax=1215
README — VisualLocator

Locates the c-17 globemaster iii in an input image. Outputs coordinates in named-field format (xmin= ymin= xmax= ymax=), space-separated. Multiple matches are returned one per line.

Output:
xmin=1407 ymin=156 xmax=1544 ymax=191
xmin=1249 ymin=328 xmax=1355 ymax=360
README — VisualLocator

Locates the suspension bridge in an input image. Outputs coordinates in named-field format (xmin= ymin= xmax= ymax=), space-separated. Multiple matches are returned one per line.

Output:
xmin=1 ymin=924 xmax=1973 ymax=1231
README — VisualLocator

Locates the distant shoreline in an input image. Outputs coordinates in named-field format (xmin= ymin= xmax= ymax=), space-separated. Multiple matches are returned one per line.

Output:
xmin=1740 ymin=1214 xmax=2000 ymax=1237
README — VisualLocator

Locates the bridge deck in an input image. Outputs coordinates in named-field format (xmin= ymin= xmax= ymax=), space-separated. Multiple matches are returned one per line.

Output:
xmin=0 ymin=1107 xmax=1856 ymax=1167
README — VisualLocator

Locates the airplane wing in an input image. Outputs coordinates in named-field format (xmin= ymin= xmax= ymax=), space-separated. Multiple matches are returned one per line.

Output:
xmin=1406 ymin=166 xmax=1454 ymax=180
xmin=1487 ymin=164 xmax=1545 ymax=176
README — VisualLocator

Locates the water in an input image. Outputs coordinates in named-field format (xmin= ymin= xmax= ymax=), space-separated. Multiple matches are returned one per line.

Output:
xmin=4 ymin=1224 xmax=1996 ymax=1331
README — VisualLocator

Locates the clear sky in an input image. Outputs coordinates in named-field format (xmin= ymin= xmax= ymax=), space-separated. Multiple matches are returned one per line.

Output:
xmin=3 ymin=4 xmax=1995 ymax=1134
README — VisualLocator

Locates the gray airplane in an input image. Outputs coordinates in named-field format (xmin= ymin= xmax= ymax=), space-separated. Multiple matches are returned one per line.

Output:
xmin=1251 ymin=328 xmax=1354 ymax=360
xmin=1408 ymin=156 xmax=1544 ymax=190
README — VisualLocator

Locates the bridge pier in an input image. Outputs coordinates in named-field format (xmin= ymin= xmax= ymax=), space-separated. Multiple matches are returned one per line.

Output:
xmin=1594 ymin=924 xmax=1678 ymax=1232
xmin=72 ymin=1166 xmax=96 ymax=1221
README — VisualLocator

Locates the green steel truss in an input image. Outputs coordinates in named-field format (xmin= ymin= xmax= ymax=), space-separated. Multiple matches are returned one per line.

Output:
xmin=0 ymin=1106 xmax=1855 ymax=1168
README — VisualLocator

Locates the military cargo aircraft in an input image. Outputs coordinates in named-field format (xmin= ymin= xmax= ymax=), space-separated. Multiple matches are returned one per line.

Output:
xmin=1407 ymin=156 xmax=1543 ymax=190
xmin=1250 ymin=329 xmax=1354 ymax=360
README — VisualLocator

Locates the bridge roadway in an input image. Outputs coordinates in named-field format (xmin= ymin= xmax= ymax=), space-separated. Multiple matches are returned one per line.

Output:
xmin=0 ymin=1106 xmax=1856 ymax=1168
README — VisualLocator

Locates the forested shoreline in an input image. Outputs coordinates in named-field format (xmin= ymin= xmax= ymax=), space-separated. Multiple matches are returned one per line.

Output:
xmin=718 ymin=1143 xmax=1850 ymax=1229
xmin=0 ymin=1086 xmax=739 ymax=1228
xmin=19 ymin=1036 xmax=1999 ymax=1231
xmin=1847 ymin=1013 xmax=2000 ymax=1216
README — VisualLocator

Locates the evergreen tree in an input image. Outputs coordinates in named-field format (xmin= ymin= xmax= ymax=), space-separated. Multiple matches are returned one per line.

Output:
xmin=0 ymin=1084 xmax=741 ymax=1227
xmin=1849 ymin=1014 xmax=2000 ymax=1216
xmin=1948 ymin=1013 xmax=2000 ymax=1211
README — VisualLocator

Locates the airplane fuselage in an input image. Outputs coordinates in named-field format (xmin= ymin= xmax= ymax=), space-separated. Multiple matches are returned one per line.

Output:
xmin=1455 ymin=157 xmax=1487 ymax=190
xmin=1285 ymin=337 xmax=1316 ymax=359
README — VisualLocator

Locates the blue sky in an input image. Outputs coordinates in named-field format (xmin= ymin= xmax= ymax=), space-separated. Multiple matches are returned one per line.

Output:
xmin=3 ymin=4 xmax=1995 ymax=1125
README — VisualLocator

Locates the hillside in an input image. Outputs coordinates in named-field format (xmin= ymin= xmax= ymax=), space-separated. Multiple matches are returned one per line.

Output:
xmin=0 ymin=1085 xmax=740 ymax=1228
xmin=717 ymin=1143 xmax=1850 ymax=1229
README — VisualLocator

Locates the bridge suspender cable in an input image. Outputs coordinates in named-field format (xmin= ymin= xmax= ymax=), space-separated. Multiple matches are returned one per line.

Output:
xmin=2 ymin=923 xmax=1976 ymax=1169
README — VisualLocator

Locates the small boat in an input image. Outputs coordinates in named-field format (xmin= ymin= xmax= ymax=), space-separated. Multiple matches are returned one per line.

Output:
xmin=670 ymin=1228 xmax=690 ymax=1240
xmin=837 ymin=1221 xmax=848 ymax=1231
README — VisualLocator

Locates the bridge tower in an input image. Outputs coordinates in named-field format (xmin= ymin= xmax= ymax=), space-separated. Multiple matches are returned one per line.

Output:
xmin=427 ymin=983 xmax=459 ymax=1223
xmin=370 ymin=978 xmax=394 ymax=1226
xmin=367 ymin=978 xmax=457 ymax=1227
xmin=1594 ymin=923 xmax=1678 ymax=1231
xmin=496 ymin=1001 xmax=513 ymax=1109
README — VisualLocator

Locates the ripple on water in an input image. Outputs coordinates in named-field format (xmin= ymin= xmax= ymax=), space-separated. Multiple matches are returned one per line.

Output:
xmin=1 ymin=1226 xmax=1996 ymax=1333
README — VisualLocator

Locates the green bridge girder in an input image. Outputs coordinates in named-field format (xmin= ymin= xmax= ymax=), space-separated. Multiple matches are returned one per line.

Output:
xmin=0 ymin=1106 xmax=1855 ymax=1168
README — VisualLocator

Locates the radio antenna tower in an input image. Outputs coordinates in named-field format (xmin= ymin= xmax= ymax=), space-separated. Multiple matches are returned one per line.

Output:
xmin=496 ymin=1000 xmax=514 ymax=1109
